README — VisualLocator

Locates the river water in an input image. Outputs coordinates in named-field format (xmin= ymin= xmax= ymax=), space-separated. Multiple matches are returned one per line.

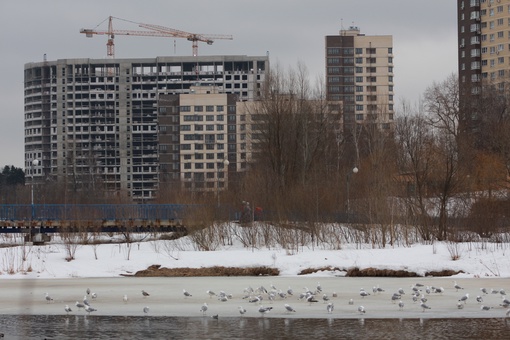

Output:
xmin=1 ymin=315 xmax=509 ymax=339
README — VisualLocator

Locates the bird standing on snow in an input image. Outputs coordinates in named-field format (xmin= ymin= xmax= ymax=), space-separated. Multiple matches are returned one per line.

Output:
xmin=348 ymin=298 xmax=354 ymax=305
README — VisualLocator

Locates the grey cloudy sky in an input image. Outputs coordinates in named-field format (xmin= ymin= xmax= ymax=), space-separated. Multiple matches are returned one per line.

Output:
xmin=0 ymin=0 xmax=457 ymax=168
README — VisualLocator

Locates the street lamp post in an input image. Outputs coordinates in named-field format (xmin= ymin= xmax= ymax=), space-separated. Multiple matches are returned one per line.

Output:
xmin=217 ymin=159 xmax=229 ymax=207
xmin=346 ymin=166 xmax=358 ymax=220
xmin=30 ymin=159 xmax=39 ymax=242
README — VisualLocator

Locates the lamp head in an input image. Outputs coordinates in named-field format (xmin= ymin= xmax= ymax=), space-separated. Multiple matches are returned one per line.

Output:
xmin=32 ymin=159 xmax=39 ymax=167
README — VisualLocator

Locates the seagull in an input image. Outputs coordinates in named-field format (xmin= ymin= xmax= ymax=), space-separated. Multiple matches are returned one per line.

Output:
xmin=348 ymin=298 xmax=354 ymax=305
xmin=200 ymin=303 xmax=208 ymax=315
xmin=316 ymin=282 xmax=322 ymax=293
xmin=358 ymin=306 xmax=366 ymax=314
xmin=476 ymin=296 xmax=483 ymax=303
xmin=491 ymin=289 xmax=499 ymax=294
xmin=453 ymin=281 xmax=464 ymax=291
xmin=75 ymin=301 xmax=85 ymax=310
xmin=123 ymin=295 xmax=128 ymax=303
xmin=143 ymin=306 xmax=150 ymax=315
xmin=206 ymin=290 xmax=216 ymax=299
xmin=86 ymin=288 xmax=91 ymax=295
xmin=238 ymin=306 xmax=247 ymax=316
xmin=249 ymin=296 xmax=262 ymax=304
xmin=91 ymin=292 xmax=97 ymax=299
xmin=45 ymin=293 xmax=53 ymax=303
xmin=287 ymin=287 xmax=294 ymax=296
xmin=420 ymin=295 xmax=428 ymax=304
xmin=332 ymin=292 xmax=338 ymax=298
xmin=306 ymin=294 xmax=319 ymax=304
xmin=84 ymin=305 xmax=97 ymax=315
xmin=398 ymin=288 xmax=406 ymax=295
xmin=322 ymin=294 xmax=330 ymax=303
xmin=391 ymin=294 xmax=401 ymax=303
xmin=211 ymin=314 xmax=219 ymax=320
xmin=501 ymin=296 xmax=510 ymax=306
xmin=425 ymin=286 xmax=431 ymax=295
xmin=359 ymin=289 xmax=370 ymax=298
xmin=433 ymin=287 xmax=444 ymax=294
xmin=398 ymin=300 xmax=404 ymax=311
xmin=459 ymin=293 xmax=469 ymax=304
xmin=415 ymin=283 xmax=424 ymax=287
xmin=480 ymin=288 xmax=489 ymax=295
xmin=506 ymin=309 xmax=510 ymax=317
xmin=83 ymin=296 xmax=90 ymax=306
xmin=218 ymin=295 xmax=229 ymax=302
xmin=420 ymin=302 xmax=431 ymax=312
xmin=481 ymin=305 xmax=492 ymax=311
xmin=258 ymin=306 xmax=272 ymax=317
xmin=64 ymin=305 xmax=72 ymax=315
xmin=284 ymin=304 xmax=296 ymax=313
xmin=142 ymin=290 xmax=150 ymax=297
xmin=457 ymin=302 xmax=464 ymax=309
xmin=327 ymin=302 xmax=334 ymax=314
xmin=182 ymin=289 xmax=192 ymax=298
xmin=500 ymin=289 xmax=507 ymax=296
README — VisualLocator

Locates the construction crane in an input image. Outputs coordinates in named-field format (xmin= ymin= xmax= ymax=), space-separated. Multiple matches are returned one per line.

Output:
xmin=80 ymin=16 xmax=233 ymax=58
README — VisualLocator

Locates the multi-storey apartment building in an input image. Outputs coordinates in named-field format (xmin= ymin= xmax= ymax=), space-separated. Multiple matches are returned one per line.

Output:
xmin=325 ymin=26 xmax=394 ymax=131
xmin=24 ymin=55 xmax=268 ymax=201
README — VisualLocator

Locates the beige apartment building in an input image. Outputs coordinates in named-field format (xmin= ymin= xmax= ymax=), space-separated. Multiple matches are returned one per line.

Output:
xmin=325 ymin=26 xmax=394 ymax=131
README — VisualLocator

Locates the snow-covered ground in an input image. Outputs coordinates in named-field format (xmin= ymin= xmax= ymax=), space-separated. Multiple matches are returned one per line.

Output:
xmin=1 ymin=223 xmax=509 ymax=280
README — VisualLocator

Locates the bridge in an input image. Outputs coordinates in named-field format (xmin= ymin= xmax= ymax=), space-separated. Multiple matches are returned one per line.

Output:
xmin=0 ymin=204 xmax=189 ymax=239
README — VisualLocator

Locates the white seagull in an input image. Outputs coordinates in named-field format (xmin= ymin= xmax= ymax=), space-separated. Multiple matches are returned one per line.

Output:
xmin=142 ymin=290 xmax=150 ymax=297
xmin=206 ymin=290 xmax=216 ymax=299
xmin=75 ymin=301 xmax=85 ymax=310
xmin=420 ymin=302 xmax=431 ymax=312
xmin=45 ymin=293 xmax=53 ymax=303
xmin=200 ymin=303 xmax=208 ymax=315
xmin=123 ymin=295 xmax=128 ymax=303
xmin=358 ymin=306 xmax=366 ymax=314
xmin=284 ymin=304 xmax=296 ymax=313
xmin=84 ymin=305 xmax=97 ymax=315
xmin=327 ymin=302 xmax=334 ymax=314
xmin=238 ymin=306 xmax=247 ymax=316
xmin=453 ymin=281 xmax=464 ymax=291
xmin=143 ymin=306 xmax=150 ymax=315
xmin=64 ymin=305 xmax=72 ymax=315
xmin=258 ymin=306 xmax=273 ymax=317
xmin=183 ymin=289 xmax=192 ymax=298
xmin=398 ymin=300 xmax=404 ymax=311
xmin=459 ymin=293 xmax=469 ymax=304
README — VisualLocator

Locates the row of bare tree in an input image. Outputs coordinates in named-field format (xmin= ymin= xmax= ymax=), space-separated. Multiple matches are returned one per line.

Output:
xmin=3 ymin=65 xmax=509 ymax=243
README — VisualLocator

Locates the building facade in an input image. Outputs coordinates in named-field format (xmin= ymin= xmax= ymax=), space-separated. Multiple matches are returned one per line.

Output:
xmin=325 ymin=27 xmax=394 ymax=131
xmin=24 ymin=55 xmax=268 ymax=201
xmin=458 ymin=0 xmax=510 ymax=93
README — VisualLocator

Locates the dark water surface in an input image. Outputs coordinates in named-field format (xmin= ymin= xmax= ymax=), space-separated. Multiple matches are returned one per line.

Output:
xmin=1 ymin=315 xmax=509 ymax=339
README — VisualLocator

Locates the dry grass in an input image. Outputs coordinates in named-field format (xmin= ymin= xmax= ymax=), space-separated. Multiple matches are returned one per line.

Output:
xmin=129 ymin=264 xmax=279 ymax=277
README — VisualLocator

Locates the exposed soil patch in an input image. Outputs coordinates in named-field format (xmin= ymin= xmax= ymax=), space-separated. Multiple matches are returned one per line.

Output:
xmin=298 ymin=266 xmax=344 ymax=275
xmin=128 ymin=264 xmax=279 ymax=277
xmin=344 ymin=267 xmax=464 ymax=277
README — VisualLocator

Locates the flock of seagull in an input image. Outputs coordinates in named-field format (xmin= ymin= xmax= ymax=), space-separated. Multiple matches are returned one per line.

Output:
xmin=46 ymin=280 xmax=510 ymax=319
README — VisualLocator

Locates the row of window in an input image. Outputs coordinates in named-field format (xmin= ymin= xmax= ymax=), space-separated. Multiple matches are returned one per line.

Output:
xmin=327 ymin=57 xmax=393 ymax=65
xmin=327 ymin=47 xmax=393 ymax=56
xmin=327 ymin=66 xmax=393 ymax=74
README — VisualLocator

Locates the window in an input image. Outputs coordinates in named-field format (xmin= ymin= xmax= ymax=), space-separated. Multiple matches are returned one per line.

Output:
xmin=355 ymin=95 xmax=363 ymax=101
xmin=206 ymin=106 xmax=214 ymax=112
xmin=366 ymin=67 xmax=376 ymax=73
xmin=388 ymin=47 xmax=393 ymax=54
xmin=366 ymin=48 xmax=376 ymax=54
xmin=356 ymin=114 xmax=364 ymax=120
xmin=356 ymin=105 xmax=363 ymax=111
xmin=206 ymin=115 xmax=214 ymax=121
xmin=216 ymin=105 xmax=224 ymax=112
xmin=355 ymin=57 xmax=363 ymax=64
xmin=216 ymin=114 xmax=224 ymax=121
xmin=194 ymin=106 xmax=203 ymax=112
xmin=355 ymin=48 xmax=363 ymax=54
xmin=328 ymin=58 xmax=340 ymax=64
xmin=355 ymin=76 xmax=363 ymax=82
xmin=355 ymin=67 xmax=363 ymax=73
xmin=180 ymin=106 xmax=191 ymax=112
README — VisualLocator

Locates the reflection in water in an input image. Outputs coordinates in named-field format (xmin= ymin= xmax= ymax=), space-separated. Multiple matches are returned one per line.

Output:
xmin=0 ymin=315 xmax=508 ymax=339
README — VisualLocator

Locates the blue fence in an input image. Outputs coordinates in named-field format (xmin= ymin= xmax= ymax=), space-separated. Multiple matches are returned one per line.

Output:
xmin=0 ymin=204 xmax=188 ymax=222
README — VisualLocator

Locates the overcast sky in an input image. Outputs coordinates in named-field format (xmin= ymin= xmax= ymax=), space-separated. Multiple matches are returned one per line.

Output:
xmin=0 ymin=0 xmax=457 ymax=168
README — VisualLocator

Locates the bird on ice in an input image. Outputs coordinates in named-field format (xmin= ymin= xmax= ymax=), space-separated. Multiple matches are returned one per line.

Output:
xmin=322 ymin=294 xmax=330 ymax=303
xmin=480 ymin=288 xmax=489 ymax=295
xmin=327 ymin=302 xmax=334 ymax=314
xmin=45 ymin=293 xmax=53 ymax=303
xmin=453 ymin=281 xmax=464 ymax=291
xmin=500 ymin=289 xmax=507 ymax=296
xmin=501 ymin=296 xmax=510 ymax=306
xmin=211 ymin=314 xmax=219 ymax=320
xmin=457 ymin=302 xmax=464 ymax=309
xmin=348 ymin=298 xmax=354 ymax=305
xmin=64 ymin=305 xmax=72 ymax=315
xmin=83 ymin=296 xmax=90 ymax=306
xmin=398 ymin=300 xmax=404 ymax=311
xmin=142 ymin=290 xmax=150 ymax=297
xmin=206 ymin=290 xmax=216 ymax=299
xmin=316 ymin=282 xmax=322 ymax=293
xmin=183 ymin=289 xmax=192 ymax=298
xmin=238 ymin=306 xmax=247 ymax=316
xmin=476 ymin=296 xmax=483 ymax=303
xmin=258 ymin=306 xmax=273 ymax=317
xmin=86 ymin=288 xmax=91 ymax=295
xmin=123 ymin=295 xmax=128 ymax=303
xmin=306 ymin=294 xmax=319 ymax=304
xmin=84 ymin=305 xmax=97 ymax=315
xmin=75 ymin=301 xmax=85 ymax=310
xmin=284 ymin=304 xmax=296 ymax=313
xmin=481 ymin=305 xmax=493 ymax=311
xmin=391 ymin=294 xmax=401 ymax=303
xmin=459 ymin=293 xmax=469 ymax=304
xmin=287 ymin=287 xmax=294 ymax=296
xmin=358 ymin=306 xmax=366 ymax=314
xmin=433 ymin=287 xmax=444 ymax=294
xmin=398 ymin=288 xmax=405 ymax=295
xmin=359 ymin=289 xmax=370 ymax=298
xmin=200 ymin=303 xmax=208 ymax=315
xmin=420 ymin=302 xmax=431 ymax=312
xmin=91 ymin=292 xmax=97 ymax=299
xmin=143 ymin=306 xmax=150 ymax=315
